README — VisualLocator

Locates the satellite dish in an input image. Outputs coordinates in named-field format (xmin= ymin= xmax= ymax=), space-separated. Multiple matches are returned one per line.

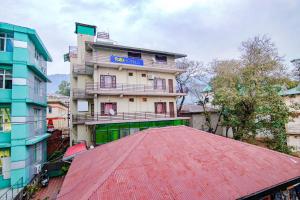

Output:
xmin=109 ymin=109 xmax=115 ymax=116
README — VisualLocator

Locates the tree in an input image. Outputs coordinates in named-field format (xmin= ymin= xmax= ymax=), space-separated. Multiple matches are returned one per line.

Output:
xmin=212 ymin=35 xmax=290 ymax=153
xmin=56 ymin=81 xmax=70 ymax=96
xmin=176 ymin=58 xmax=204 ymax=113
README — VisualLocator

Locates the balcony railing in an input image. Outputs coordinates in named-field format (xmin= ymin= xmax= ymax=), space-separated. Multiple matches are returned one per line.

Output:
xmin=85 ymin=82 xmax=181 ymax=95
xmin=85 ymin=53 xmax=182 ymax=70
xmin=73 ymin=88 xmax=93 ymax=99
xmin=72 ymin=64 xmax=93 ymax=75
xmin=73 ymin=112 xmax=175 ymax=124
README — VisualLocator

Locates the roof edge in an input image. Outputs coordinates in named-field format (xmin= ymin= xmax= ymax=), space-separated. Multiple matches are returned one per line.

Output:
xmin=86 ymin=41 xmax=187 ymax=59
xmin=238 ymin=176 xmax=300 ymax=200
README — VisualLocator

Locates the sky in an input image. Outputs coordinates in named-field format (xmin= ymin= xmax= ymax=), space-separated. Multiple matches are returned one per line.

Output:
xmin=1 ymin=0 xmax=300 ymax=75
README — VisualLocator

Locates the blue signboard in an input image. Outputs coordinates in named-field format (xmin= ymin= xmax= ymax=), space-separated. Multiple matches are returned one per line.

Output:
xmin=110 ymin=55 xmax=144 ymax=66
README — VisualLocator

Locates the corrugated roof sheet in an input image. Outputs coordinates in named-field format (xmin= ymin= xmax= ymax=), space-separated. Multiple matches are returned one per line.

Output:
xmin=279 ymin=85 xmax=300 ymax=96
xmin=62 ymin=143 xmax=87 ymax=161
xmin=57 ymin=126 xmax=300 ymax=200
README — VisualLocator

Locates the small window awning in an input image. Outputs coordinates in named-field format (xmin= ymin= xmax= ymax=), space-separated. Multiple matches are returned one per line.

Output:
xmin=63 ymin=143 xmax=87 ymax=161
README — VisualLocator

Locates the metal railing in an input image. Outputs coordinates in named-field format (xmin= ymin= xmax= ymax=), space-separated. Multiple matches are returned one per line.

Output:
xmin=73 ymin=112 xmax=175 ymax=123
xmin=73 ymin=88 xmax=93 ymax=98
xmin=72 ymin=64 xmax=93 ymax=75
xmin=0 ymin=177 xmax=23 ymax=200
xmin=85 ymin=82 xmax=178 ymax=94
xmin=85 ymin=53 xmax=181 ymax=70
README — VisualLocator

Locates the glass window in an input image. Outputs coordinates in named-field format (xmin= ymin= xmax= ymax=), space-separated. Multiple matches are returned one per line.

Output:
xmin=0 ymin=38 xmax=4 ymax=51
xmin=155 ymin=102 xmax=166 ymax=114
xmin=128 ymin=52 xmax=141 ymax=59
xmin=33 ymin=143 xmax=42 ymax=163
xmin=34 ymin=109 xmax=39 ymax=129
xmin=4 ymin=71 xmax=11 ymax=89
xmin=5 ymin=39 xmax=13 ymax=52
xmin=0 ymin=107 xmax=11 ymax=132
xmin=155 ymin=55 xmax=167 ymax=63
xmin=104 ymin=103 xmax=113 ymax=115
xmin=0 ymin=33 xmax=13 ymax=52
xmin=34 ymin=77 xmax=41 ymax=95
xmin=0 ymin=69 xmax=12 ymax=89
xmin=100 ymin=75 xmax=116 ymax=88
xmin=0 ymin=149 xmax=10 ymax=175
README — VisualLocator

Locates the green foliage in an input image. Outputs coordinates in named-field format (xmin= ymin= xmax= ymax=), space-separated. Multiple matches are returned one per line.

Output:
xmin=212 ymin=36 xmax=291 ymax=153
xmin=62 ymin=164 xmax=70 ymax=175
xmin=56 ymin=80 xmax=70 ymax=96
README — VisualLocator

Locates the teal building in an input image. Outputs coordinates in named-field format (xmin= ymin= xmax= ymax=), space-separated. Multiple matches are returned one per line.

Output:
xmin=0 ymin=22 xmax=52 ymax=189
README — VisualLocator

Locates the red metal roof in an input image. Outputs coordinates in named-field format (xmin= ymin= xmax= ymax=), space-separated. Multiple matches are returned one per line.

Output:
xmin=62 ymin=142 xmax=87 ymax=161
xmin=57 ymin=126 xmax=300 ymax=200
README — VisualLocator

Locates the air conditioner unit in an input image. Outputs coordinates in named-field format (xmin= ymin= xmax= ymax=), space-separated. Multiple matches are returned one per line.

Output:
xmin=147 ymin=74 xmax=155 ymax=80
xmin=34 ymin=164 xmax=42 ymax=174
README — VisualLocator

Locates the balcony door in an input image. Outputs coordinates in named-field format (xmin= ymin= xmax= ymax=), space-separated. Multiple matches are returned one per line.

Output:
xmin=168 ymin=79 xmax=173 ymax=93
xmin=169 ymin=102 xmax=175 ymax=117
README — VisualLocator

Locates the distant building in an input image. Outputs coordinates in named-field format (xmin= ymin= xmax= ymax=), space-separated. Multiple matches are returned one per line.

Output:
xmin=57 ymin=126 xmax=300 ymax=200
xmin=179 ymin=104 xmax=233 ymax=137
xmin=66 ymin=23 xmax=189 ymax=146
xmin=280 ymin=85 xmax=300 ymax=152
xmin=0 ymin=22 xmax=52 ymax=189
xmin=47 ymin=94 xmax=69 ymax=131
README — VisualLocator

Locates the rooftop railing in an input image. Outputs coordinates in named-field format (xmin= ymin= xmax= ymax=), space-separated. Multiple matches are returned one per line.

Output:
xmin=72 ymin=112 xmax=175 ymax=124
xmin=72 ymin=64 xmax=93 ymax=75
xmin=73 ymin=88 xmax=93 ymax=99
xmin=85 ymin=82 xmax=180 ymax=94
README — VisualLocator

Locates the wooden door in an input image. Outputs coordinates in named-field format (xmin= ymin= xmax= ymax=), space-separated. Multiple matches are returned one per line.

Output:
xmin=169 ymin=102 xmax=175 ymax=117
xmin=168 ymin=79 xmax=173 ymax=93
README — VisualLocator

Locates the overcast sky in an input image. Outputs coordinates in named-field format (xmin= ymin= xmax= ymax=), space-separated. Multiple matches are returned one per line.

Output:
xmin=1 ymin=0 xmax=300 ymax=75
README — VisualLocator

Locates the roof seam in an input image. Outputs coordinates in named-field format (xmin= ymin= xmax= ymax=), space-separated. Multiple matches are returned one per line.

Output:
xmin=83 ymin=132 xmax=149 ymax=199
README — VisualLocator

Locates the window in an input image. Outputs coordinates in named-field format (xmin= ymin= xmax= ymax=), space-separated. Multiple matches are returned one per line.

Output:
xmin=142 ymin=97 xmax=147 ymax=102
xmin=0 ymin=69 xmax=12 ymax=89
xmin=0 ymin=149 xmax=10 ymax=177
xmin=0 ymin=33 xmax=13 ymax=52
xmin=141 ymin=73 xmax=146 ymax=77
xmin=101 ymin=103 xmax=117 ymax=115
xmin=0 ymin=107 xmax=11 ymax=132
xmin=48 ymin=106 xmax=52 ymax=113
xmin=155 ymin=102 xmax=167 ymax=114
xmin=34 ymin=77 xmax=41 ymax=95
xmin=128 ymin=72 xmax=133 ymax=76
xmin=100 ymin=75 xmax=116 ymax=88
xmin=155 ymin=55 xmax=167 ymax=63
xmin=77 ymin=100 xmax=88 ymax=112
xmin=129 ymin=98 xmax=134 ymax=102
xmin=128 ymin=52 xmax=141 ymax=59
xmin=91 ymin=103 xmax=94 ymax=116
xmin=154 ymin=78 xmax=166 ymax=90
xmin=34 ymin=108 xmax=40 ymax=129
xmin=33 ymin=143 xmax=42 ymax=163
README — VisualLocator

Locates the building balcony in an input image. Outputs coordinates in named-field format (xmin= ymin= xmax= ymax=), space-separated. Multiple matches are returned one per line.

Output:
xmin=72 ymin=64 xmax=93 ymax=76
xmin=72 ymin=112 xmax=184 ymax=125
xmin=73 ymin=88 xmax=93 ymax=99
xmin=85 ymin=82 xmax=186 ymax=97
xmin=84 ymin=53 xmax=186 ymax=74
